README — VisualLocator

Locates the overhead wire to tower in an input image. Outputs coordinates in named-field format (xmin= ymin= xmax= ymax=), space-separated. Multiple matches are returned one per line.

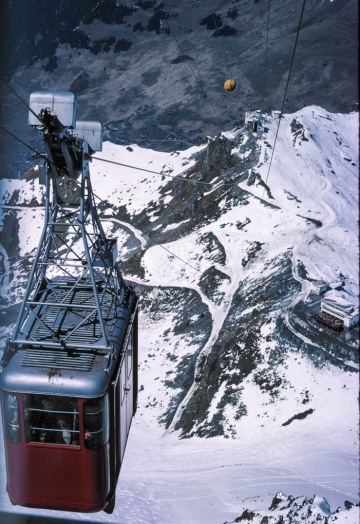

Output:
xmin=0 ymin=80 xmax=242 ymax=192
xmin=263 ymin=0 xmax=306 ymax=193
xmin=0 ymin=81 xmax=208 ymax=275
xmin=1 ymin=118 xmax=257 ymax=191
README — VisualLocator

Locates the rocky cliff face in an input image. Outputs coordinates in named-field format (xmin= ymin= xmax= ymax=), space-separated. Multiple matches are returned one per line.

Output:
xmin=0 ymin=0 xmax=358 ymax=178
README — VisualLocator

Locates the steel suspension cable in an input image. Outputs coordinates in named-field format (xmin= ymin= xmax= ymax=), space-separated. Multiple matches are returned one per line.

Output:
xmin=73 ymin=178 xmax=203 ymax=274
xmin=0 ymin=123 xmax=204 ymax=274
xmin=0 ymin=125 xmax=51 ymax=165
xmin=264 ymin=0 xmax=306 ymax=190
xmin=0 ymin=122 xmax=250 ymax=190
xmin=1 ymin=79 xmax=48 ymax=129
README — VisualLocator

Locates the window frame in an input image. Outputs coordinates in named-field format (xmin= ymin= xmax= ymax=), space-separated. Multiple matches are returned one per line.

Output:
xmin=83 ymin=395 xmax=109 ymax=450
xmin=23 ymin=394 xmax=80 ymax=447
xmin=126 ymin=329 xmax=133 ymax=380
xmin=2 ymin=392 xmax=21 ymax=443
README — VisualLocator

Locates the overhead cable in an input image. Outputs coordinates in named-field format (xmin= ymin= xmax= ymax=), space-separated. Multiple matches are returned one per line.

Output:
xmin=0 ymin=125 xmax=50 ymax=165
xmin=73 ymin=179 xmax=203 ymax=274
xmin=0 ymin=124 xmax=203 ymax=275
xmin=1 ymin=78 xmax=47 ymax=129
xmin=1 ymin=122 xmax=248 ymax=191
xmin=264 ymin=0 xmax=306 ymax=190
xmin=92 ymin=156 xmax=216 ymax=187
xmin=92 ymin=154 xmax=250 ymax=189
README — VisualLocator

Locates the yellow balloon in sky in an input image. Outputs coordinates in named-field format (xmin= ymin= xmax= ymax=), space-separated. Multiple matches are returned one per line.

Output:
xmin=224 ymin=79 xmax=237 ymax=92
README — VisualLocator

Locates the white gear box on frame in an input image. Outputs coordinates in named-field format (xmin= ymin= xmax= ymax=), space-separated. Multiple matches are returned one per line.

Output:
xmin=73 ymin=120 xmax=103 ymax=152
xmin=28 ymin=91 xmax=76 ymax=128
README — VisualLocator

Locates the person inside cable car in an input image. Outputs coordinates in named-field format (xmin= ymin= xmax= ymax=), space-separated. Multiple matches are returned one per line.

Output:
xmin=39 ymin=429 xmax=50 ymax=443
xmin=24 ymin=409 xmax=36 ymax=442
xmin=84 ymin=429 xmax=93 ymax=446
xmin=56 ymin=418 xmax=72 ymax=445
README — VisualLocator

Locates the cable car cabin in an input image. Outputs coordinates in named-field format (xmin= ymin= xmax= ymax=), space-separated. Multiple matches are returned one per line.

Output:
xmin=0 ymin=281 xmax=138 ymax=513
xmin=0 ymin=90 xmax=139 ymax=514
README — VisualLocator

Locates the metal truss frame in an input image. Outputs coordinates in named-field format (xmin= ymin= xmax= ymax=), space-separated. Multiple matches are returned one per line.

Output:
xmin=11 ymin=134 xmax=127 ymax=353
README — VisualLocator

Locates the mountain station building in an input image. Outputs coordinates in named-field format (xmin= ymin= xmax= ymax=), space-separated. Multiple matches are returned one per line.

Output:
xmin=320 ymin=290 xmax=359 ymax=329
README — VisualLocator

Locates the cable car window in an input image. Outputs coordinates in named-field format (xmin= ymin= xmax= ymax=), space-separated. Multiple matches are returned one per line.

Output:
xmin=127 ymin=330 xmax=133 ymax=379
xmin=120 ymin=362 xmax=126 ymax=405
xmin=84 ymin=396 xmax=109 ymax=450
xmin=2 ymin=393 xmax=20 ymax=443
xmin=23 ymin=395 xmax=79 ymax=446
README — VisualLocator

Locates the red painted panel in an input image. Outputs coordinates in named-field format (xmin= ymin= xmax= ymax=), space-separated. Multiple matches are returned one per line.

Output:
xmin=5 ymin=439 xmax=110 ymax=512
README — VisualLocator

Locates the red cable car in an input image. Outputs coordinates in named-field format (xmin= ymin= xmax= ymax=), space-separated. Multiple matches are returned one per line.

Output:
xmin=1 ymin=296 xmax=138 ymax=513
xmin=0 ymin=91 xmax=139 ymax=513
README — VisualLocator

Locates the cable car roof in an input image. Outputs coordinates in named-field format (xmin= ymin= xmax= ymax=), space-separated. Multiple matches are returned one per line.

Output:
xmin=1 ymin=285 xmax=137 ymax=398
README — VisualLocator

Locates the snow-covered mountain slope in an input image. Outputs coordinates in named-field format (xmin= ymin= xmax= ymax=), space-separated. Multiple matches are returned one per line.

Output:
xmin=0 ymin=106 xmax=359 ymax=523
xmin=88 ymin=105 xmax=359 ymax=439
xmin=225 ymin=492 xmax=359 ymax=523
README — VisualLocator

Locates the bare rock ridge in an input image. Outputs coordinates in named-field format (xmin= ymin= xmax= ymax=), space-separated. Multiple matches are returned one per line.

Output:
xmin=224 ymin=491 xmax=359 ymax=523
